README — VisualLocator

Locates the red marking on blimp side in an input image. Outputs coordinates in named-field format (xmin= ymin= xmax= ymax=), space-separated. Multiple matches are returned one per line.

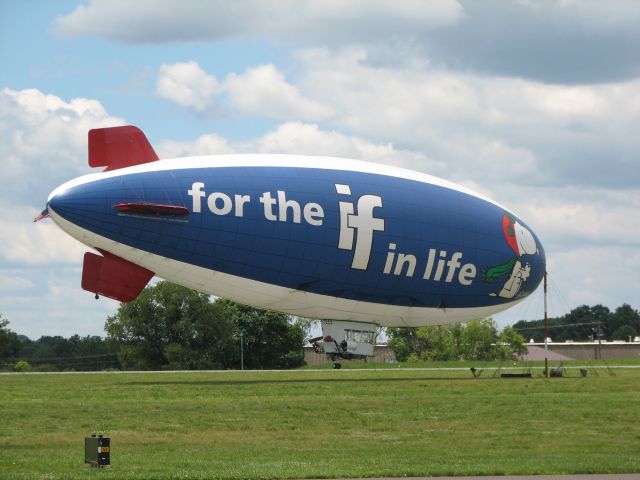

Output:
xmin=502 ymin=214 xmax=519 ymax=255
xmin=114 ymin=203 xmax=189 ymax=216
xmin=89 ymin=125 xmax=159 ymax=171
xmin=81 ymin=250 xmax=154 ymax=302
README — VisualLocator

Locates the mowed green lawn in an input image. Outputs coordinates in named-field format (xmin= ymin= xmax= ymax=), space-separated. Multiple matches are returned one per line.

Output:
xmin=1 ymin=367 xmax=639 ymax=479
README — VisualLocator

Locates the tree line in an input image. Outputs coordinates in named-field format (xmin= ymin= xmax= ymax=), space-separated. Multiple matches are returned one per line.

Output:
xmin=2 ymin=312 xmax=120 ymax=371
xmin=512 ymin=303 xmax=640 ymax=342
xmin=387 ymin=319 xmax=527 ymax=362
xmin=0 ymin=282 xmax=307 ymax=371
xmin=387 ymin=303 xmax=640 ymax=362
xmin=3 ymin=295 xmax=638 ymax=371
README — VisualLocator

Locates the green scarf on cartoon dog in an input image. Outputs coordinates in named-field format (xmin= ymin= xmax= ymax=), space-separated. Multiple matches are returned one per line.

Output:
xmin=481 ymin=256 xmax=518 ymax=283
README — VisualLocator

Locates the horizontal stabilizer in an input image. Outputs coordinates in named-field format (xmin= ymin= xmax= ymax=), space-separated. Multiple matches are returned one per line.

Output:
xmin=89 ymin=125 xmax=159 ymax=171
xmin=81 ymin=250 xmax=154 ymax=302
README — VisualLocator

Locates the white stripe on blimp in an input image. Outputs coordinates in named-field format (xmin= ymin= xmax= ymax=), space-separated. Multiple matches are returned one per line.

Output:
xmin=48 ymin=207 xmax=522 ymax=327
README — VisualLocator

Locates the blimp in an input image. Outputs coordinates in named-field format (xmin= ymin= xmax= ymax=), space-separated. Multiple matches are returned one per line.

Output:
xmin=39 ymin=126 xmax=545 ymax=367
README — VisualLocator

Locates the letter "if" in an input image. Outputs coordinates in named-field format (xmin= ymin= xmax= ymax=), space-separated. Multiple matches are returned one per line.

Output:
xmin=335 ymin=184 xmax=385 ymax=270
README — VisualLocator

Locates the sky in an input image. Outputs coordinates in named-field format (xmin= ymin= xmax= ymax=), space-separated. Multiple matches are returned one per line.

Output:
xmin=1 ymin=0 xmax=639 ymax=339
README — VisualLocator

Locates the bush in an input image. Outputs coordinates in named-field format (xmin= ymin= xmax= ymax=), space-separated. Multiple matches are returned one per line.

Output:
xmin=14 ymin=360 xmax=32 ymax=372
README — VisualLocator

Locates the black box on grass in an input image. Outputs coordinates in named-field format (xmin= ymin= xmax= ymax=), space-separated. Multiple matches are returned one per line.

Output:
xmin=85 ymin=435 xmax=110 ymax=467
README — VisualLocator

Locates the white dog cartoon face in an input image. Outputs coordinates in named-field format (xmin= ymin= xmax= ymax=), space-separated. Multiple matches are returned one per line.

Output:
xmin=514 ymin=220 xmax=537 ymax=256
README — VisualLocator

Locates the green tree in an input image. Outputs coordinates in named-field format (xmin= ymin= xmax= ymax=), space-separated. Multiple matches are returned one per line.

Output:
xmin=10 ymin=334 xmax=119 ymax=371
xmin=495 ymin=326 xmax=527 ymax=359
xmin=416 ymin=325 xmax=459 ymax=361
xmin=0 ymin=314 xmax=20 ymax=365
xmin=611 ymin=324 xmax=637 ymax=341
xmin=216 ymin=299 xmax=305 ymax=369
xmin=105 ymin=282 xmax=236 ymax=370
xmin=26 ymin=336 xmax=73 ymax=366
xmin=105 ymin=282 xmax=306 ymax=370
xmin=388 ymin=319 xmax=522 ymax=362
xmin=512 ymin=303 xmax=639 ymax=342
xmin=458 ymin=318 xmax=498 ymax=360
xmin=609 ymin=304 xmax=640 ymax=339
xmin=387 ymin=321 xmax=463 ymax=361
xmin=386 ymin=327 xmax=423 ymax=362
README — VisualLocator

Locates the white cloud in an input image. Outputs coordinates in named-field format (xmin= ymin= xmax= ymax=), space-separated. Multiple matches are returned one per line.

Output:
xmin=556 ymin=0 xmax=640 ymax=32
xmin=3 ymin=266 xmax=121 ymax=339
xmin=249 ymin=121 xmax=440 ymax=171
xmin=290 ymin=48 xmax=640 ymax=188
xmin=52 ymin=1 xmax=640 ymax=84
xmin=154 ymin=121 xmax=442 ymax=172
xmin=505 ymin=187 xmax=640 ymax=250
xmin=0 ymin=274 xmax=34 ymax=293
xmin=153 ymin=54 xmax=637 ymax=191
xmin=156 ymin=62 xmax=331 ymax=121
xmin=0 ymin=87 xmax=124 ymax=210
xmin=224 ymin=65 xmax=331 ymax=120
xmin=157 ymin=133 xmax=234 ymax=158
xmin=548 ymin=245 xmax=640 ymax=311
xmin=0 ymin=88 xmax=124 ymax=337
xmin=156 ymin=61 xmax=220 ymax=111
xmin=0 ymin=210 xmax=88 ymax=266
xmin=53 ymin=0 xmax=463 ymax=44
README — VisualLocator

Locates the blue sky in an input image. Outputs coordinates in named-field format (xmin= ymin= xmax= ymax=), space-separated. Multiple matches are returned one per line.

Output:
xmin=0 ymin=1 xmax=289 ymax=142
xmin=1 ymin=0 xmax=639 ymax=338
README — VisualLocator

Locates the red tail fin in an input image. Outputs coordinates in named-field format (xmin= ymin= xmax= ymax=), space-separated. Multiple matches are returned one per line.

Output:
xmin=89 ymin=125 xmax=159 ymax=171
xmin=81 ymin=250 xmax=154 ymax=302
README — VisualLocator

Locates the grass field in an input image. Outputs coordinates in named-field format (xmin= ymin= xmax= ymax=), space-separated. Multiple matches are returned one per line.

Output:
xmin=1 ymin=364 xmax=639 ymax=479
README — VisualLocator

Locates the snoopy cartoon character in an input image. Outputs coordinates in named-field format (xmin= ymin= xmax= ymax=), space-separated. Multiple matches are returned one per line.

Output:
xmin=481 ymin=213 xmax=538 ymax=299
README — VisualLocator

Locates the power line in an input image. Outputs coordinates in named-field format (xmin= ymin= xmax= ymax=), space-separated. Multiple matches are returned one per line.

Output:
xmin=9 ymin=352 xmax=118 ymax=363
xmin=1 ymin=352 xmax=120 ymax=371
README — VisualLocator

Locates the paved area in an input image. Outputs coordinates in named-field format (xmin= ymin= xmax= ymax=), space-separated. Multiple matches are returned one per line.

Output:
xmin=521 ymin=345 xmax=574 ymax=361
xmin=336 ymin=476 xmax=640 ymax=480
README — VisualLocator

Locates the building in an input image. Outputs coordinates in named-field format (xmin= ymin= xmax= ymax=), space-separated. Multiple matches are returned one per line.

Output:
xmin=524 ymin=341 xmax=640 ymax=361
xmin=304 ymin=340 xmax=640 ymax=365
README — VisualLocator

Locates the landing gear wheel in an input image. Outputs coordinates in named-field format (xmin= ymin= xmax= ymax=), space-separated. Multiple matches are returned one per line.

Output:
xmin=332 ymin=362 xmax=342 ymax=369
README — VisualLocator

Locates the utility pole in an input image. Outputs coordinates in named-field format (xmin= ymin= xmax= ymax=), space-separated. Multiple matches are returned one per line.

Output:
xmin=544 ymin=271 xmax=548 ymax=378
xmin=597 ymin=320 xmax=603 ymax=360
xmin=240 ymin=331 xmax=244 ymax=371
xmin=592 ymin=320 xmax=603 ymax=360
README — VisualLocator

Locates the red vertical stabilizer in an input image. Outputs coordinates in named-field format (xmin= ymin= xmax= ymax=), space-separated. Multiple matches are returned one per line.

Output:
xmin=88 ymin=125 xmax=159 ymax=171
xmin=81 ymin=250 xmax=154 ymax=302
